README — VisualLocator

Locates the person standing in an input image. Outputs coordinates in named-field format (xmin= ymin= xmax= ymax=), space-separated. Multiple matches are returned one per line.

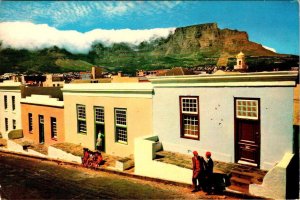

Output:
xmin=205 ymin=151 xmax=214 ymax=194
xmin=96 ymin=131 xmax=104 ymax=151
xmin=191 ymin=151 xmax=205 ymax=192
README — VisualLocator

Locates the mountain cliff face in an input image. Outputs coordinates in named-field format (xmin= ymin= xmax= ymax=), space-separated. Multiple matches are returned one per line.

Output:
xmin=155 ymin=23 xmax=277 ymax=57
xmin=0 ymin=23 xmax=296 ymax=75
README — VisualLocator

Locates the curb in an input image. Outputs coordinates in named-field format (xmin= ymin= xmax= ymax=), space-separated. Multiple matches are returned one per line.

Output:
xmin=0 ymin=149 xmax=263 ymax=199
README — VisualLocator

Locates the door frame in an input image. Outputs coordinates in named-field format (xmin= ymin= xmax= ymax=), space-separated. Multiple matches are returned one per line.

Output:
xmin=94 ymin=106 xmax=105 ymax=152
xmin=234 ymin=97 xmax=261 ymax=167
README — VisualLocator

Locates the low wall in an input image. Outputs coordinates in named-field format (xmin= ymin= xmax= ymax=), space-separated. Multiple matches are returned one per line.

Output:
xmin=6 ymin=140 xmax=46 ymax=158
xmin=48 ymin=146 xmax=82 ymax=163
xmin=249 ymin=153 xmax=294 ymax=199
xmin=134 ymin=135 xmax=192 ymax=184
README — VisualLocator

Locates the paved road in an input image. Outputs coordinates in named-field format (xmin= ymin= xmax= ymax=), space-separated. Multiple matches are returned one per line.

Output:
xmin=0 ymin=152 xmax=236 ymax=199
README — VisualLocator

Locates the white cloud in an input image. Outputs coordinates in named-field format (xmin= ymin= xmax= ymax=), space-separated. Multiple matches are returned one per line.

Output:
xmin=263 ymin=45 xmax=276 ymax=53
xmin=0 ymin=22 xmax=175 ymax=54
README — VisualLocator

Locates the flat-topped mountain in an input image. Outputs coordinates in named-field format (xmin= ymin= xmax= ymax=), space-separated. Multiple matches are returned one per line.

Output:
xmin=0 ymin=23 xmax=297 ymax=75
xmin=156 ymin=23 xmax=278 ymax=57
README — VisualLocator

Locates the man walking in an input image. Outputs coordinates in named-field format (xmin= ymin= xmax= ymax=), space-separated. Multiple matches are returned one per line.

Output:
xmin=191 ymin=151 xmax=205 ymax=192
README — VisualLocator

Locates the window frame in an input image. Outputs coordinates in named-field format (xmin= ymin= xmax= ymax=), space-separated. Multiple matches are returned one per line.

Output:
xmin=76 ymin=104 xmax=87 ymax=134
xmin=114 ymin=108 xmax=128 ymax=144
xmin=28 ymin=113 xmax=33 ymax=133
xmin=51 ymin=117 xmax=57 ymax=139
xmin=235 ymin=98 xmax=260 ymax=120
xmin=12 ymin=96 xmax=15 ymax=111
xmin=12 ymin=119 xmax=16 ymax=129
xmin=5 ymin=118 xmax=8 ymax=131
xmin=179 ymin=96 xmax=200 ymax=140
xmin=94 ymin=106 xmax=105 ymax=125
xmin=4 ymin=95 xmax=7 ymax=110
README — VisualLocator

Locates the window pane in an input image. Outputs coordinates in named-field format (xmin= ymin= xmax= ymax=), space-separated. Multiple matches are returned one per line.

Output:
xmin=182 ymin=97 xmax=198 ymax=114
xmin=182 ymin=115 xmax=199 ymax=138
xmin=116 ymin=109 xmax=126 ymax=126
xmin=29 ymin=113 xmax=33 ymax=132
xmin=51 ymin=117 xmax=57 ymax=138
xmin=95 ymin=107 xmax=104 ymax=123
xmin=78 ymin=120 xmax=87 ymax=133
xmin=236 ymin=99 xmax=258 ymax=120
xmin=77 ymin=105 xmax=86 ymax=120
xmin=116 ymin=127 xmax=127 ymax=143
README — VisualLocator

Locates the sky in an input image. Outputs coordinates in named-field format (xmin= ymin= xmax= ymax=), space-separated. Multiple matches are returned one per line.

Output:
xmin=0 ymin=1 xmax=299 ymax=55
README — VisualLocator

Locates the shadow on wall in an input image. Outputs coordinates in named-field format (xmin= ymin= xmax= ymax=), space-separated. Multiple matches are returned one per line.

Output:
xmin=287 ymin=125 xmax=299 ymax=199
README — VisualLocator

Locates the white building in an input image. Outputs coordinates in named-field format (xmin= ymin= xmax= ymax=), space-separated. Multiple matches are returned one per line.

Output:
xmin=234 ymin=51 xmax=248 ymax=70
xmin=0 ymin=81 xmax=22 ymax=138
xmin=148 ymin=71 xmax=298 ymax=170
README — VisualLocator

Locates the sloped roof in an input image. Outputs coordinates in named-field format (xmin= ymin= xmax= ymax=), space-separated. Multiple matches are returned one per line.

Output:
xmin=157 ymin=67 xmax=195 ymax=76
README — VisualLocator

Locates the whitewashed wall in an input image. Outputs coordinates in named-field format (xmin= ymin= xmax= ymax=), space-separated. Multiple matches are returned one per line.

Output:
xmin=153 ymin=87 xmax=294 ymax=170
xmin=0 ymin=90 xmax=22 ymax=138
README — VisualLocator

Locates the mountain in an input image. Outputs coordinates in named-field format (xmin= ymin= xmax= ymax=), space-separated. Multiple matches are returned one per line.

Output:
xmin=0 ymin=23 xmax=298 ymax=75
xmin=154 ymin=23 xmax=278 ymax=57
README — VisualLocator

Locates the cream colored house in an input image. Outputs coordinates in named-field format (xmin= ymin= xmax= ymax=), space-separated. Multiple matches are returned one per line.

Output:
xmin=62 ymin=83 xmax=153 ymax=157
xmin=0 ymin=81 xmax=22 ymax=138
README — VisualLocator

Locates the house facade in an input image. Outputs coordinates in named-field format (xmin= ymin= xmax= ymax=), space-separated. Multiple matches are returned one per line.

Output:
xmin=0 ymin=81 xmax=22 ymax=138
xmin=149 ymin=71 xmax=298 ymax=170
xmin=62 ymin=83 xmax=153 ymax=157
xmin=20 ymin=95 xmax=64 ymax=145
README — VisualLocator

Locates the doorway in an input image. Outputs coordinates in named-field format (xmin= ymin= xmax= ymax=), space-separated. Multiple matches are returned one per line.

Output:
xmin=234 ymin=98 xmax=260 ymax=167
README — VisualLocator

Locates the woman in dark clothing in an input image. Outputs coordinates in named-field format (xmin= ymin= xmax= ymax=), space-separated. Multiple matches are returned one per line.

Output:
xmin=205 ymin=151 xmax=214 ymax=194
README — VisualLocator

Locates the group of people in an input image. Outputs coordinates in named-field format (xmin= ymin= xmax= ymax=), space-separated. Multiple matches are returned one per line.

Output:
xmin=82 ymin=148 xmax=103 ymax=168
xmin=192 ymin=151 xmax=214 ymax=194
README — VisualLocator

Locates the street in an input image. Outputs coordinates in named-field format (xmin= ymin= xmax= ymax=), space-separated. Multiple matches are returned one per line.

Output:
xmin=0 ymin=152 xmax=236 ymax=199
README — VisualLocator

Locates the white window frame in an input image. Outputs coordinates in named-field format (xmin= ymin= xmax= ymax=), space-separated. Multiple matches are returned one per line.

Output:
xmin=115 ymin=108 xmax=127 ymax=144
xmin=180 ymin=96 xmax=200 ymax=140
xmin=95 ymin=106 xmax=104 ymax=124
xmin=51 ymin=117 xmax=57 ymax=139
xmin=236 ymin=99 xmax=259 ymax=120
xmin=77 ymin=104 xmax=87 ymax=134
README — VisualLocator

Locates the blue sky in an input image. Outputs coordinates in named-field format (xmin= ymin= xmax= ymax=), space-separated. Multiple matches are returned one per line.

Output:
xmin=0 ymin=1 xmax=299 ymax=55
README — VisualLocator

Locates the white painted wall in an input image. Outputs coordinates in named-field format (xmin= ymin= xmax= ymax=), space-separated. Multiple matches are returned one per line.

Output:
xmin=134 ymin=136 xmax=192 ymax=184
xmin=153 ymin=87 xmax=294 ymax=170
xmin=0 ymin=90 xmax=22 ymax=138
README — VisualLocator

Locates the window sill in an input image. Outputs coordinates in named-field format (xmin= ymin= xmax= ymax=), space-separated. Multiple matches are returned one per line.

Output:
xmin=116 ymin=140 xmax=128 ymax=145
xmin=77 ymin=132 xmax=87 ymax=135
xmin=181 ymin=136 xmax=200 ymax=140
xmin=51 ymin=137 xmax=57 ymax=141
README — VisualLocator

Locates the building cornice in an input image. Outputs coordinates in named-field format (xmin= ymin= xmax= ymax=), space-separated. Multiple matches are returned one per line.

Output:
xmin=20 ymin=95 xmax=64 ymax=108
xmin=62 ymin=83 xmax=154 ymax=98
xmin=148 ymin=71 xmax=298 ymax=87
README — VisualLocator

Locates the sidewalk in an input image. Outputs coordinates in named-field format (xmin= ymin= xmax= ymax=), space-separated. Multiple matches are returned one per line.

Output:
xmin=0 ymin=138 xmax=264 ymax=199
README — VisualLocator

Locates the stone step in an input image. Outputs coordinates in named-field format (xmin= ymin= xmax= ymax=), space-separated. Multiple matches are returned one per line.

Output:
xmin=231 ymin=170 xmax=254 ymax=180
xmin=230 ymin=176 xmax=251 ymax=189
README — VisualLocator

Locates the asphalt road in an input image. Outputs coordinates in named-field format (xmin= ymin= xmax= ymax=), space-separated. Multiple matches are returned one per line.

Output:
xmin=0 ymin=152 xmax=236 ymax=199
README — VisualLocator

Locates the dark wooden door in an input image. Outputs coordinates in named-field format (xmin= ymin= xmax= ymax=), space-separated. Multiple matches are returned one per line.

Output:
xmin=234 ymin=98 xmax=260 ymax=167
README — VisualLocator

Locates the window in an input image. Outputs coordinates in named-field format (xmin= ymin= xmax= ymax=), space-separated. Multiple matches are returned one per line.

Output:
xmin=51 ymin=117 xmax=57 ymax=139
xmin=77 ymin=105 xmax=87 ymax=133
xmin=180 ymin=97 xmax=199 ymax=139
xmin=28 ymin=113 xmax=33 ymax=133
xmin=95 ymin=107 xmax=104 ymax=124
xmin=115 ymin=108 xmax=127 ymax=144
xmin=12 ymin=119 xmax=16 ymax=129
xmin=5 ymin=118 xmax=8 ymax=131
xmin=4 ymin=95 xmax=7 ymax=109
xmin=12 ymin=96 xmax=15 ymax=111
xmin=236 ymin=99 xmax=259 ymax=120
